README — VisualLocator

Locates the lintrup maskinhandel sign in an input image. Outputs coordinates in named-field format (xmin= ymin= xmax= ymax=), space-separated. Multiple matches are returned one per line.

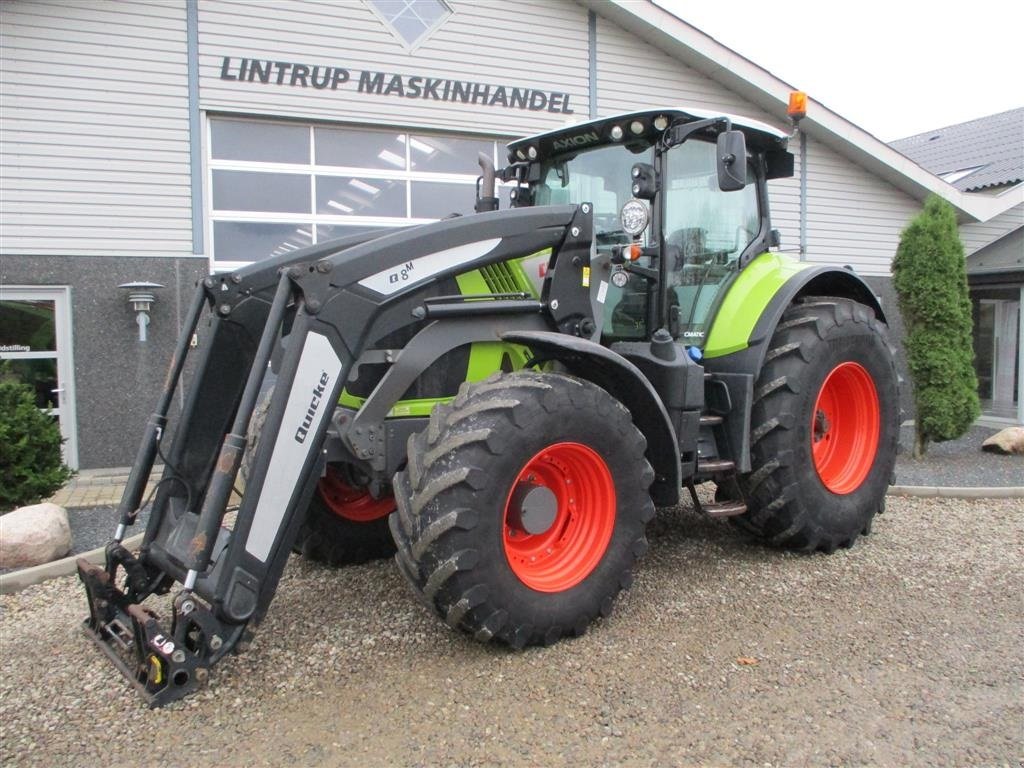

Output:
xmin=219 ymin=56 xmax=576 ymax=114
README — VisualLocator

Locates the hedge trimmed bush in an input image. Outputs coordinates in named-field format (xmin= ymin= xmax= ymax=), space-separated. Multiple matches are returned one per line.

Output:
xmin=892 ymin=195 xmax=980 ymax=457
xmin=0 ymin=376 xmax=73 ymax=511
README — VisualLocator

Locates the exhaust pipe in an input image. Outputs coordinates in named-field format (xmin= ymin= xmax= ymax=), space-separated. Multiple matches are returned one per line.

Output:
xmin=474 ymin=151 xmax=499 ymax=213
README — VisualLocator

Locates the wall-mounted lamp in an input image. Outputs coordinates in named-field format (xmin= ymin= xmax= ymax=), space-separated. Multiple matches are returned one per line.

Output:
xmin=118 ymin=281 xmax=164 ymax=342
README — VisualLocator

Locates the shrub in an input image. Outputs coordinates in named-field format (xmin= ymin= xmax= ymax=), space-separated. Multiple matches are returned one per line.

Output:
xmin=892 ymin=195 xmax=980 ymax=457
xmin=0 ymin=376 xmax=73 ymax=511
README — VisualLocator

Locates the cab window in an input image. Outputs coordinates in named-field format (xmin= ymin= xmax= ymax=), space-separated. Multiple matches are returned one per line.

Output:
xmin=663 ymin=140 xmax=760 ymax=341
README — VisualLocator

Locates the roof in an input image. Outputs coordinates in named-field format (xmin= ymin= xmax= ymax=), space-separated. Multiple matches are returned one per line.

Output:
xmin=507 ymin=106 xmax=789 ymax=160
xmin=966 ymin=227 xmax=1024 ymax=275
xmin=578 ymin=0 xmax=1024 ymax=224
xmin=890 ymin=108 xmax=1024 ymax=192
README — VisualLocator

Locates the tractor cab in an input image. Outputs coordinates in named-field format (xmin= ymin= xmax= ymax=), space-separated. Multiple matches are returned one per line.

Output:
xmin=502 ymin=108 xmax=794 ymax=346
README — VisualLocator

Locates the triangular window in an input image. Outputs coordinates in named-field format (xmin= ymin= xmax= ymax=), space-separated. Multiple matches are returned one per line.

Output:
xmin=367 ymin=0 xmax=453 ymax=49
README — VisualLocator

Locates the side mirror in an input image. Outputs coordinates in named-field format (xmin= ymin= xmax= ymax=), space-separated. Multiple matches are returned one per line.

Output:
xmin=717 ymin=130 xmax=747 ymax=191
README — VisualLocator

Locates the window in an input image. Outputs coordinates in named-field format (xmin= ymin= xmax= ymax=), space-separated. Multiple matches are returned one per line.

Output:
xmin=940 ymin=166 xmax=983 ymax=185
xmin=368 ymin=0 xmax=453 ymax=48
xmin=208 ymin=117 xmax=507 ymax=268
xmin=535 ymin=144 xmax=653 ymax=243
xmin=663 ymin=139 xmax=760 ymax=340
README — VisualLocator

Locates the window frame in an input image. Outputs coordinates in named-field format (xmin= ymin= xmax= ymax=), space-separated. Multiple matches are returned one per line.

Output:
xmin=206 ymin=115 xmax=508 ymax=271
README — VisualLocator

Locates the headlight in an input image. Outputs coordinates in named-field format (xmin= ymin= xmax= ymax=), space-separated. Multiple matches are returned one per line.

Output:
xmin=620 ymin=200 xmax=650 ymax=237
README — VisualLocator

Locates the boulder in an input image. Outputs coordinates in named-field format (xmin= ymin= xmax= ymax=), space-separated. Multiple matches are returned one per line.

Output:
xmin=0 ymin=503 xmax=72 ymax=569
xmin=981 ymin=426 xmax=1024 ymax=456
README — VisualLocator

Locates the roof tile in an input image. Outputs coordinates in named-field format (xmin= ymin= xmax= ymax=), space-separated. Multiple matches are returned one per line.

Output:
xmin=890 ymin=108 xmax=1023 ymax=191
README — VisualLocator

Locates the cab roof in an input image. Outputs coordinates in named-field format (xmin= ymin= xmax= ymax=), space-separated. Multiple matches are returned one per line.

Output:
xmin=507 ymin=106 xmax=790 ymax=163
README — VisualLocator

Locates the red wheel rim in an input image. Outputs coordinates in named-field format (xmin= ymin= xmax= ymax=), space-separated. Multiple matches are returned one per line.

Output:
xmin=503 ymin=442 xmax=616 ymax=593
xmin=811 ymin=362 xmax=880 ymax=494
xmin=317 ymin=467 xmax=394 ymax=522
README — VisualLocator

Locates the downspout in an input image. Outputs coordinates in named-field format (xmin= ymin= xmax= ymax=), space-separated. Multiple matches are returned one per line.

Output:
xmin=799 ymin=129 xmax=807 ymax=260
xmin=186 ymin=0 xmax=203 ymax=257
xmin=588 ymin=10 xmax=598 ymax=119
xmin=184 ymin=0 xmax=202 ymax=411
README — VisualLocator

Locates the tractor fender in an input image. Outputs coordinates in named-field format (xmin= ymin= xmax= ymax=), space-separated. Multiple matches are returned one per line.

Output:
xmin=700 ymin=256 xmax=887 ymax=474
xmin=703 ymin=253 xmax=885 ymax=378
xmin=502 ymin=330 xmax=681 ymax=506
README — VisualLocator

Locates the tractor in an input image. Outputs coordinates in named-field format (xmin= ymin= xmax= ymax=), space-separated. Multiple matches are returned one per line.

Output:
xmin=79 ymin=105 xmax=899 ymax=706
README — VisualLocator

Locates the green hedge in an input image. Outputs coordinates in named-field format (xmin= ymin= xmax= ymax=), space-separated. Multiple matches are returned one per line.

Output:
xmin=0 ymin=376 xmax=73 ymax=511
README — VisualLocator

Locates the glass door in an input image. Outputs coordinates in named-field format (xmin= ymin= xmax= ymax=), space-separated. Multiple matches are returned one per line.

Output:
xmin=0 ymin=286 xmax=79 ymax=469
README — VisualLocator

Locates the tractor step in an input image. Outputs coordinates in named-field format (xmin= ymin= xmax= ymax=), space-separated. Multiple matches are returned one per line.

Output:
xmin=701 ymin=499 xmax=747 ymax=518
xmin=696 ymin=458 xmax=735 ymax=474
xmin=699 ymin=414 xmax=723 ymax=426
xmin=684 ymin=481 xmax=747 ymax=519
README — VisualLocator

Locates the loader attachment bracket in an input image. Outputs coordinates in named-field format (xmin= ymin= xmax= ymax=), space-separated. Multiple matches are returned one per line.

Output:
xmin=78 ymin=553 xmax=245 ymax=708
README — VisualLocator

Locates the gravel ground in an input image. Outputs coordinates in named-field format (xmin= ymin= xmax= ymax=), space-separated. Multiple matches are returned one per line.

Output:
xmin=896 ymin=424 xmax=1022 ymax=487
xmin=1 ymin=494 xmax=1021 ymax=767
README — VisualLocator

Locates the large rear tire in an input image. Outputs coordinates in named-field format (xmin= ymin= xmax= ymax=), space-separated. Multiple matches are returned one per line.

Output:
xmin=734 ymin=297 xmax=898 ymax=552
xmin=390 ymin=371 xmax=655 ymax=647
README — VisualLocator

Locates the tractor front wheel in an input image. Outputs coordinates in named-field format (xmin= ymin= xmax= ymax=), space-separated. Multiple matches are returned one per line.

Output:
xmin=241 ymin=387 xmax=395 ymax=566
xmin=295 ymin=464 xmax=397 ymax=566
xmin=735 ymin=297 xmax=898 ymax=552
xmin=390 ymin=371 xmax=655 ymax=647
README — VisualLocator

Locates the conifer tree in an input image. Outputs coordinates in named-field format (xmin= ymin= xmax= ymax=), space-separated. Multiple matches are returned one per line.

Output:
xmin=892 ymin=195 xmax=979 ymax=457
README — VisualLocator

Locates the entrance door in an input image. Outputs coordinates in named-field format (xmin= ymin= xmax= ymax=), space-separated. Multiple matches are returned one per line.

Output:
xmin=975 ymin=296 xmax=1022 ymax=421
xmin=0 ymin=286 xmax=79 ymax=469
xmin=992 ymin=299 xmax=1020 ymax=415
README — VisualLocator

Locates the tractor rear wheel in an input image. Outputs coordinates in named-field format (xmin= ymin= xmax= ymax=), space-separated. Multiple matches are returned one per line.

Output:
xmin=735 ymin=297 xmax=898 ymax=552
xmin=390 ymin=371 xmax=655 ymax=647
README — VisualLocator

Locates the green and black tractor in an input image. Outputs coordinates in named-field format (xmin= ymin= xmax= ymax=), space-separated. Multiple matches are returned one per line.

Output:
xmin=79 ymin=106 xmax=899 ymax=706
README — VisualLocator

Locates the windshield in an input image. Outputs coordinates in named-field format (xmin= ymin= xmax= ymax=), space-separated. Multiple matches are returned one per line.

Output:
xmin=534 ymin=144 xmax=653 ymax=244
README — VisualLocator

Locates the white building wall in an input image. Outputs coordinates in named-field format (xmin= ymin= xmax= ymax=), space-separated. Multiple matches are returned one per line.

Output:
xmin=768 ymin=144 xmax=802 ymax=258
xmin=197 ymin=0 xmax=591 ymax=137
xmin=802 ymin=138 xmax=922 ymax=276
xmin=594 ymin=16 xmax=761 ymax=117
xmin=0 ymin=0 xmax=193 ymax=257
xmin=960 ymin=204 xmax=1024 ymax=255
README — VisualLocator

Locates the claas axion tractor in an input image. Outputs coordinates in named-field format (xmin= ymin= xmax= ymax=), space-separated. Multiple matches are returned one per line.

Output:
xmin=79 ymin=106 xmax=899 ymax=706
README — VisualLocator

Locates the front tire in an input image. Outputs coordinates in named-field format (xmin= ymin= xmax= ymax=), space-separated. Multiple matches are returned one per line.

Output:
xmin=241 ymin=387 xmax=395 ymax=566
xmin=296 ymin=465 xmax=396 ymax=566
xmin=390 ymin=371 xmax=655 ymax=647
xmin=735 ymin=297 xmax=898 ymax=552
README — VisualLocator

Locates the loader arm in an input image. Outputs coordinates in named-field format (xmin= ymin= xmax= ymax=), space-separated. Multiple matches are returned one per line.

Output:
xmin=79 ymin=204 xmax=596 ymax=706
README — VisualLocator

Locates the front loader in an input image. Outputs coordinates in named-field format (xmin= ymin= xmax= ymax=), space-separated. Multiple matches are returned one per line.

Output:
xmin=79 ymin=106 xmax=899 ymax=706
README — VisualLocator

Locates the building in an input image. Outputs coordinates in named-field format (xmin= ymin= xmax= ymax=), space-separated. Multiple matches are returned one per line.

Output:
xmin=3 ymin=0 xmax=1022 ymax=469
xmin=891 ymin=109 xmax=1024 ymax=424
